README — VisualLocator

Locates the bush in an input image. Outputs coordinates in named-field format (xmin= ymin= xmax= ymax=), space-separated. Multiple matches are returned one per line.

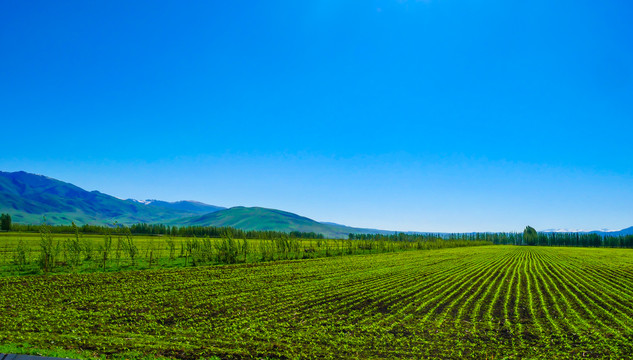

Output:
xmin=165 ymin=236 xmax=176 ymax=261
xmin=39 ymin=223 xmax=60 ymax=272
xmin=122 ymin=231 xmax=138 ymax=266
xmin=13 ymin=239 xmax=28 ymax=269
xmin=215 ymin=233 xmax=239 ymax=264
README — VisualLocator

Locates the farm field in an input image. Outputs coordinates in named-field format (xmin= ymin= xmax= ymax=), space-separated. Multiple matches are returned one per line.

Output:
xmin=1 ymin=245 xmax=633 ymax=359
xmin=0 ymin=231 xmax=487 ymax=276
xmin=0 ymin=232 xmax=374 ymax=276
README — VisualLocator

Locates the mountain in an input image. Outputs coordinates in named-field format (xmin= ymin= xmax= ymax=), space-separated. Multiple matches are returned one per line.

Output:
xmin=0 ymin=171 xmax=392 ymax=238
xmin=591 ymin=226 xmax=633 ymax=236
xmin=180 ymin=206 xmax=395 ymax=238
xmin=541 ymin=227 xmax=633 ymax=236
xmin=0 ymin=171 xmax=223 ymax=225
xmin=6 ymin=170 xmax=628 ymax=239
xmin=129 ymin=199 xmax=224 ymax=214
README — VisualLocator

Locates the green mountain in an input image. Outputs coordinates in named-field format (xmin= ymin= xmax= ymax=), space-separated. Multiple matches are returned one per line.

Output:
xmin=0 ymin=170 xmax=394 ymax=237
xmin=179 ymin=206 xmax=392 ymax=238
xmin=9 ymin=170 xmax=628 ymax=239
xmin=133 ymin=199 xmax=224 ymax=214
xmin=0 ymin=171 xmax=223 ymax=225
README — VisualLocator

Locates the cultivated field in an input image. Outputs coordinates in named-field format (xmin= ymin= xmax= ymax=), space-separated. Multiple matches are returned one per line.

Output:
xmin=0 ymin=231 xmax=487 ymax=276
xmin=1 ymin=245 xmax=632 ymax=359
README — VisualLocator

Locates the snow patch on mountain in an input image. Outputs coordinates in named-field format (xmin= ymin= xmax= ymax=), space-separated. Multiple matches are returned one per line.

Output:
xmin=129 ymin=199 xmax=155 ymax=205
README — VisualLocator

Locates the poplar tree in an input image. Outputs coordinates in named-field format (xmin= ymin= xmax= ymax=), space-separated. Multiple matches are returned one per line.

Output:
xmin=523 ymin=225 xmax=537 ymax=246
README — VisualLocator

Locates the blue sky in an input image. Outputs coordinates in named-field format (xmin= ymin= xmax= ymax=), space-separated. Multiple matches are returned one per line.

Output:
xmin=1 ymin=1 xmax=632 ymax=232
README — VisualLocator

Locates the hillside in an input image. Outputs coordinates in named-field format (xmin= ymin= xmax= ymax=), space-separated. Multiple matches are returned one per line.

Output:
xmin=134 ymin=199 xmax=225 ymax=214
xmin=5 ymin=170 xmax=627 ymax=239
xmin=180 ymin=206 xmax=393 ymax=238
xmin=0 ymin=171 xmax=393 ymax=238
xmin=0 ymin=171 xmax=222 ymax=225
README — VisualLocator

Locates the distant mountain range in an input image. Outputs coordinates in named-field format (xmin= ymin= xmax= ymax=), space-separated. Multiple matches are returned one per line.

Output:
xmin=177 ymin=206 xmax=393 ymax=238
xmin=0 ymin=171 xmax=392 ymax=238
xmin=541 ymin=227 xmax=633 ymax=236
xmin=1 ymin=171 xmax=630 ymax=238
xmin=0 ymin=171 xmax=224 ymax=225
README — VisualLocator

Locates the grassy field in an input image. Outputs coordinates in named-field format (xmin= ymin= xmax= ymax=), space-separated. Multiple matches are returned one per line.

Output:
xmin=0 ymin=232 xmax=372 ymax=276
xmin=0 ymin=232 xmax=487 ymax=276
xmin=1 ymin=245 xmax=632 ymax=359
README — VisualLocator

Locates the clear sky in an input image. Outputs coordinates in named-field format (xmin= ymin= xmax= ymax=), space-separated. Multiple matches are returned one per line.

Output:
xmin=1 ymin=1 xmax=632 ymax=232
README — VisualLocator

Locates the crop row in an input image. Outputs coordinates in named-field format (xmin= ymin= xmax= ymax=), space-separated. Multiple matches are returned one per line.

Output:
xmin=1 ymin=245 xmax=632 ymax=358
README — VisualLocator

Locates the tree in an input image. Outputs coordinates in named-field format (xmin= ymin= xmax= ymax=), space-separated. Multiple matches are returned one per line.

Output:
xmin=523 ymin=225 xmax=537 ymax=246
xmin=0 ymin=213 xmax=11 ymax=231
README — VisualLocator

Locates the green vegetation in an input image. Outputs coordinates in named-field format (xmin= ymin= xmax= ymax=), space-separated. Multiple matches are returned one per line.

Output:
xmin=0 ymin=246 xmax=631 ymax=359
xmin=4 ymin=171 xmax=633 ymax=240
xmin=352 ymin=229 xmax=633 ymax=248
xmin=524 ymin=225 xmax=537 ymax=245
xmin=0 ymin=228 xmax=489 ymax=276
xmin=10 ymin=222 xmax=327 ymax=240
xmin=3 ymin=222 xmax=633 ymax=278
xmin=177 ymin=206 xmax=393 ymax=238
xmin=11 ymin=221 xmax=633 ymax=248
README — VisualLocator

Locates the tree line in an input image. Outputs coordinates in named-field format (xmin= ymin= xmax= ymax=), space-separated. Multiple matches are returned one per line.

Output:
xmin=349 ymin=227 xmax=633 ymax=248
xmin=9 ymin=222 xmax=325 ymax=239
xmin=349 ymin=231 xmax=528 ymax=244
xmin=519 ymin=225 xmax=633 ymax=248
xmin=6 ymin=218 xmax=632 ymax=248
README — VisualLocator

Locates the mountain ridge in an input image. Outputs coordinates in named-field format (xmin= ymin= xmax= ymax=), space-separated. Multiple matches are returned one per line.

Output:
xmin=0 ymin=170 xmax=394 ymax=238
xmin=0 ymin=171 xmax=221 ymax=225
xmin=1 ymin=171 xmax=630 ymax=238
xmin=541 ymin=227 xmax=633 ymax=236
xmin=179 ymin=206 xmax=396 ymax=238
